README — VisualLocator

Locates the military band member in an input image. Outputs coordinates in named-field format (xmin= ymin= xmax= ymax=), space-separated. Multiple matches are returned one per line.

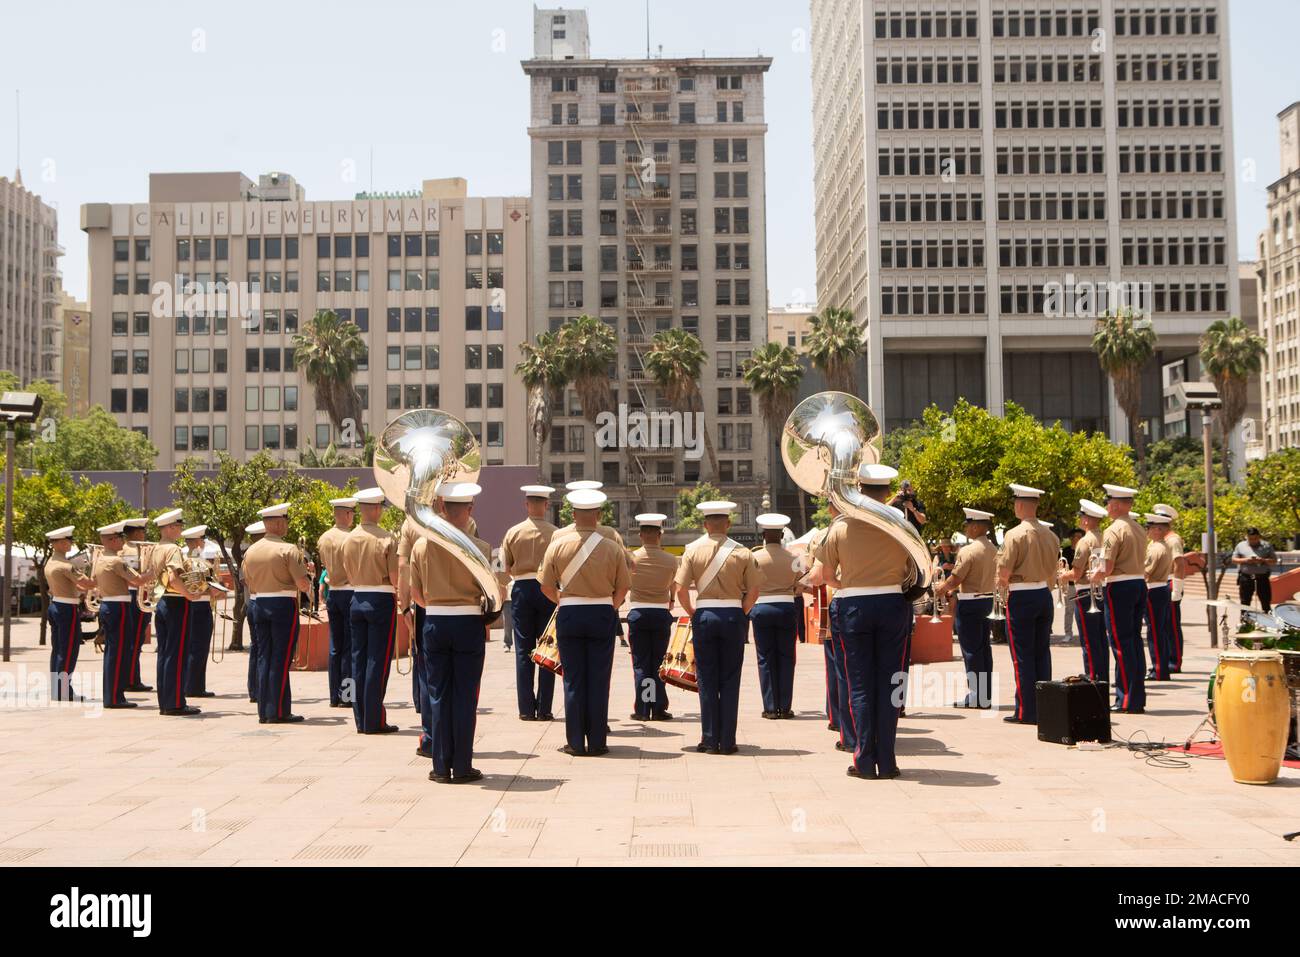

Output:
xmin=244 ymin=503 xmax=312 ymax=724
xmin=562 ymin=481 xmax=629 ymax=647
xmin=1143 ymin=513 xmax=1176 ymax=682
xmin=501 ymin=486 xmax=560 ymax=721
xmin=409 ymin=482 xmax=496 ymax=784
xmin=1090 ymin=484 xmax=1148 ymax=714
xmin=1153 ymin=504 xmax=1186 ymax=673
xmin=242 ymin=520 xmax=266 ymax=702
xmin=121 ymin=517 xmax=153 ymax=692
xmin=181 ymin=525 xmax=221 ymax=699
xmin=816 ymin=465 xmax=912 ymax=779
xmin=148 ymin=508 xmax=196 ymax=715
xmin=396 ymin=514 xmax=426 ymax=742
xmin=749 ymin=513 xmax=801 ymax=719
xmin=343 ymin=488 xmax=400 ymax=734
xmin=674 ymin=500 xmax=756 ymax=756
xmin=626 ymin=512 xmax=678 ymax=721
xmin=933 ymin=508 xmax=997 ymax=709
xmin=45 ymin=526 xmax=92 ymax=701
xmin=995 ymin=484 xmax=1059 ymax=725
xmin=91 ymin=522 xmax=146 ymax=708
xmin=539 ymin=488 xmax=631 ymax=756
xmin=1059 ymin=500 xmax=1108 ymax=681
xmin=318 ymin=497 xmax=357 ymax=709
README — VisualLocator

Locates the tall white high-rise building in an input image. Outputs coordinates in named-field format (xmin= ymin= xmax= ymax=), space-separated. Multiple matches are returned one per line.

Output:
xmin=0 ymin=173 xmax=62 ymax=384
xmin=1256 ymin=101 xmax=1300 ymax=453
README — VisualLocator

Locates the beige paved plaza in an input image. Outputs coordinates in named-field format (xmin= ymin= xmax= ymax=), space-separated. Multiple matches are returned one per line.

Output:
xmin=1 ymin=597 xmax=1296 ymax=867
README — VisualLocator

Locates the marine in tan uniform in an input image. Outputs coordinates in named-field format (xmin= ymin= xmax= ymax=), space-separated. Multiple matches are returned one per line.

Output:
xmin=673 ymin=500 xmax=757 ymax=755
xmin=1057 ymin=499 xmax=1108 ymax=681
xmin=748 ymin=513 xmax=802 ymax=719
xmin=243 ymin=502 xmax=312 ymax=724
xmin=626 ymin=513 xmax=679 ymax=721
xmin=120 ymin=517 xmax=153 ymax=692
xmin=538 ymin=488 xmax=631 ymax=756
xmin=318 ymin=497 xmax=356 ymax=708
xmin=148 ymin=508 xmax=195 ymax=715
xmin=409 ymin=482 xmax=496 ymax=784
xmin=805 ymin=502 xmax=845 ymax=737
xmin=44 ymin=526 xmax=93 ymax=701
xmin=995 ymin=484 xmax=1060 ymax=725
xmin=933 ymin=508 xmax=998 ymax=708
xmin=242 ymin=519 xmax=266 ymax=702
xmin=815 ymin=465 xmax=915 ymax=778
xmin=1090 ymin=484 xmax=1148 ymax=713
xmin=94 ymin=522 xmax=149 ymax=708
xmin=1153 ymin=503 xmax=1186 ymax=672
xmin=342 ymin=488 xmax=400 ymax=734
xmin=501 ymin=485 xmax=560 ymax=721
xmin=1143 ymin=513 xmax=1177 ymax=682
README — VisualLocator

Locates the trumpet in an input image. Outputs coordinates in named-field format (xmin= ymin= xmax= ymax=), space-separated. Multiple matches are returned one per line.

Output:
xmin=986 ymin=587 xmax=1007 ymax=623
xmin=1054 ymin=557 xmax=1071 ymax=608
xmin=1062 ymin=551 xmax=1105 ymax=605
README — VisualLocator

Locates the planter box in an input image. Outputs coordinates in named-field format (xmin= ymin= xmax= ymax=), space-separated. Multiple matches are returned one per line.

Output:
xmin=911 ymin=614 xmax=956 ymax=664
xmin=291 ymin=613 xmax=414 ymax=672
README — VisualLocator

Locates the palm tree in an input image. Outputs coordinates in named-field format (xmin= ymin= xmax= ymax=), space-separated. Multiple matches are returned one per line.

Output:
xmin=555 ymin=315 xmax=617 ymax=422
xmin=1200 ymin=316 xmax=1267 ymax=482
xmin=293 ymin=309 xmax=366 ymax=442
xmin=516 ymin=330 xmax=571 ymax=455
xmin=742 ymin=342 xmax=804 ymax=436
xmin=644 ymin=328 xmax=718 ymax=477
xmin=1092 ymin=307 xmax=1158 ymax=479
xmin=805 ymin=306 xmax=865 ymax=394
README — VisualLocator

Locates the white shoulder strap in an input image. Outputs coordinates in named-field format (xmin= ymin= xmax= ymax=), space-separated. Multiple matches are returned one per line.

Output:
xmin=560 ymin=531 xmax=606 ymax=592
xmin=696 ymin=538 xmax=739 ymax=596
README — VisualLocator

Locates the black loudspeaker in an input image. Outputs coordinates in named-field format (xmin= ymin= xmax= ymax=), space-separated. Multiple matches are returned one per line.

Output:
xmin=1035 ymin=677 xmax=1111 ymax=745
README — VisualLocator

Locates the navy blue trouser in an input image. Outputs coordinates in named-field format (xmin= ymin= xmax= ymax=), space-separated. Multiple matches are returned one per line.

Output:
xmin=749 ymin=601 xmax=797 ymax=714
xmin=47 ymin=599 xmax=81 ymax=701
xmin=154 ymin=596 xmax=190 ymax=712
xmin=627 ymin=607 xmax=672 ymax=718
xmin=556 ymin=604 xmax=617 ymax=753
xmin=99 ymin=600 xmax=133 ymax=705
xmin=184 ymin=600 xmax=213 ymax=695
xmin=828 ymin=599 xmax=856 ymax=751
xmin=954 ymin=596 xmax=994 ymax=706
xmin=1145 ymin=584 xmax=1174 ymax=681
xmin=1171 ymin=595 xmax=1184 ymax=671
xmin=691 ymin=606 xmax=746 ymax=751
xmin=838 ymin=593 xmax=911 ymax=776
xmin=326 ymin=589 xmax=353 ymax=706
xmin=823 ymin=631 xmax=839 ymax=730
xmin=411 ymin=604 xmax=425 ymax=708
xmin=1005 ymin=586 xmax=1054 ymax=722
xmin=795 ymin=594 xmax=806 ymax=643
xmin=126 ymin=590 xmax=150 ymax=686
xmin=1074 ymin=592 xmax=1108 ymax=682
xmin=250 ymin=596 xmax=300 ymax=721
xmin=1104 ymin=579 xmax=1147 ymax=712
xmin=350 ymin=591 xmax=397 ymax=732
xmin=423 ymin=613 xmax=486 ymax=777
xmin=245 ymin=598 xmax=260 ymax=702
xmin=512 ymin=580 xmax=556 ymax=718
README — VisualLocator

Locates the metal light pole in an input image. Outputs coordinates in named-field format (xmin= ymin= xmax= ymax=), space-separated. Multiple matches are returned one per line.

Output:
xmin=2 ymin=424 xmax=14 ymax=662
xmin=1202 ymin=412 xmax=1219 ymax=649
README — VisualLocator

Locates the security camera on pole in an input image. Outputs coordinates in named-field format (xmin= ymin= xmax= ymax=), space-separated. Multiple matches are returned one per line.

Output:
xmin=1173 ymin=380 xmax=1224 ymax=648
xmin=1 ymin=391 xmax=44 ymax=662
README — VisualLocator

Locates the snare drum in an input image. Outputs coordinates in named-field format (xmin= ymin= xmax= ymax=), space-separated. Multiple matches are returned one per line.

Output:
xmin=659 ymin=616 xmax=698 ymax=693
xmin=530 ymin=609 xmax=564 ymax=677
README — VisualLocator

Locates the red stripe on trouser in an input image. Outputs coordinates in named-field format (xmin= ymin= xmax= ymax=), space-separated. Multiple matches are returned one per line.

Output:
xmin=175 ymin=601 xmax=189 ymax=708
xmin=1077 ymin=602 xmax=1094 ymax=676
xmin=277 ymin=603 xmax=298 ymax=717
xmin=1005 ymin=598 xmax=1023 ymax=719
xmin=1105 ymin=586 xmax=1128 ymax=709
xmin=113 ymin=607 xmax=126 ymax=702
xmin=1146 ymin=598 xmax=1162 ymax=674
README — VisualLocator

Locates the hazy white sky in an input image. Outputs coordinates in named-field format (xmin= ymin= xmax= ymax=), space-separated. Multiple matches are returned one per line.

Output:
xmin=1 ymin=0 xmax=1295 ymax=307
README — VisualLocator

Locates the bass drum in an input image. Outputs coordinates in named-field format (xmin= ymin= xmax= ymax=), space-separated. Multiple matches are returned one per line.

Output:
xmin=659 ymin=616 xmax=698 ymax=693
xmin=530 ymin=609 xmax=563 ymax=677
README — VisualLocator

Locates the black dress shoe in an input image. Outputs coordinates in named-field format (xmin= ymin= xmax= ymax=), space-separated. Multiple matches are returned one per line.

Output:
xmin=706 ymin=747 xmax=721 ymax=755
xmin=1002 ymin=715 xmax=1031 ymax=724
xmin=329 ymin=701 xmax=350 ymax=709
xmin=428 ymin=771 xmax=452 ymax=784
xmin=416 ymin=744 xmax=432 ymax=758
xmin=104 ymin=701 xmax=138 ymax=709
xmin=846 ymin=765 xmax=875 ymax=779
xmin=629 ymin=713 xmax=650 ymax=721
xmin=827 ymin=722 xmax=839 ymax=732
xmin=126 ymin=683 xmax=153 ymax=693
xmin=834 ymin=741 xmax=849 ymax=752
xmin=519 ymin=714 xmax=538 ymax=721
xmin=451 ymin=769 xmax=484 ymax=784
xmin=761 ymin=710 xmax=777 ymax=719
xmin=558 ymin=744 xmax=586 ymax=756
xmin=267 ymin=714 xmax=304 ymax=724
xmin=651 ymin=711 xmax=673 ymax=721
xmin=190 ymin=691 xmax=216 ymax=698
xmin=695 ymin=742 xmax=712 ymax=753
xmin=779 ymin=709 xmax=795 ymax=719
xmin=588 ymin=746 xmax=610 ymax=757
xmin=161 ymin=706 xmax=200 ymax=716
xmin=365 ymin=724 xmax=400 ymax=735
xmin=877 ymin=768 xmax=902 ymax=780
xmin=720 ymin=745 xmax=738 ymax=755
xmin=538 ymin=713 xmax=555 ymax=721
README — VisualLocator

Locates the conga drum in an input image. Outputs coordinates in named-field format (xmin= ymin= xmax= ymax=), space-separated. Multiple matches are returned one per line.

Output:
xmin=1213 ymin=650 xmax=1290 ymax=785
xmin=530 ymin=609 xmax=563 ymax=677
xmin=659 ymin=616 xmax=698 ymax=693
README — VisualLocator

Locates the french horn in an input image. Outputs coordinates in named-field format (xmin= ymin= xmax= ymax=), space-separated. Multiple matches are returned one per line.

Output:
xmin=781 ymin=392 xmax=932 ymax=592
xmin=372 ymin=409 xmax=501 ymax=615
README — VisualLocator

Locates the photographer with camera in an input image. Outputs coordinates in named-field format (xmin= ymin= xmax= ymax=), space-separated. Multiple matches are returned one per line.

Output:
xmin=889 ymin=480 xmax=928 ymax=534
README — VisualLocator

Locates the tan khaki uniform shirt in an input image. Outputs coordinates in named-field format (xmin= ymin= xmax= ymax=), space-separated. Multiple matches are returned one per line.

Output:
xmin=997 ymin=521 xmax=1060 ymax=585
xmin=46 ymin=555 xmax=84 ymax=600
xmin=1072 ymin=529 xmax=1102 ymax=577
xmin=815 ymin=518 xmax=912 ymax=589
xmin=1103 ymin=514 xmax=1146 ymax=578
xmin=342 ymin=523 xmax=398 ymax=590
xmin=951 ymin=536 xmax=998 ymax=594
xmin=409 ymin=534 xmax=492 ymax=606
xmin=501 ymin=518 xmax=559 ymax=577
xmin=148 ymin=540 xmax=186 ymax=595
xmin=752 ymin=543 xmax=801 ymax=598
xmin=538 ymin=528 xmax=632 ymax=600
xmin=317 ymin=526 xmax=353 ymax=590
xmin=243 ymin=535 xmax=309 ymax=594
xmin=674 ymin=534 xmax=758 ymax=600
xmin=1145 ymin=538 xmax=1173 ymax=583
xmin=628 ymin=545 xmax=679 ymax=604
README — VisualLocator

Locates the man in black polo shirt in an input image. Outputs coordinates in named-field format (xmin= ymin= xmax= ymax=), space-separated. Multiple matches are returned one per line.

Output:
xmin=1232 ymin=527 xmax=1277 ymax=614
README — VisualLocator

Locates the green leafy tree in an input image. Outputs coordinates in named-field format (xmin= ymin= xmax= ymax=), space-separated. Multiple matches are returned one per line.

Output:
xmin=805 ymin=306 xmax=864 ymax=394
xmin=516 ymin=330 xmax=571 ymax=455
xmin=1246 ymin=447 xmax=1300 ymax=546
xmin=32 ymin=406 xmax=158 ymax=471
xmin=170 ymin=453 xmax=312 ymax=650
xmin=1092 ymin=308 xmax=1157 ymax=479
xmin=0 ymin=372 xmax=67 ymax=449
xmin=644 ymin=328 xmax=718 ymax=478
xmin=12 ymin=469 xmax=131 ymax=644
xmin=673 ymin=483 xmax=725 ymax=532
xmin=1199 ymin=316 xmax=1267 ymax=482
xmin=555 ymin=315 xmax=617 ymax=423
xmin=292 ymin=309 xmax=366 ymax=442
xmin=557 ymin=498 xmax=617 ymax=528
xmin=741 ymin=342 xmax=803 ymax=438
